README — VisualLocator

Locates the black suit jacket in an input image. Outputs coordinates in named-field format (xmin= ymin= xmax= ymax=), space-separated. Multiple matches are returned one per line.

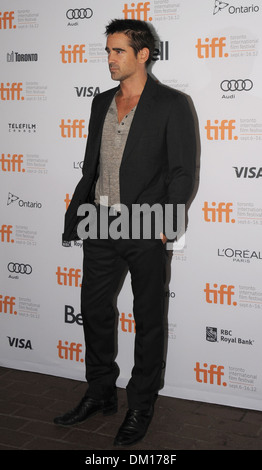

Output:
xmin=63 ymin=74 xmax=196 ymax=241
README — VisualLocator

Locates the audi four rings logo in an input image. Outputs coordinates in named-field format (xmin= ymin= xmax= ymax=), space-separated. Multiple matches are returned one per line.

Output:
xmin=66 ymin=8 xmax=93 ymax=19
xmin=220 ymin=79 xmax=253 ymax=92
xmin=8 ymin=262 xmax=32 ymax=275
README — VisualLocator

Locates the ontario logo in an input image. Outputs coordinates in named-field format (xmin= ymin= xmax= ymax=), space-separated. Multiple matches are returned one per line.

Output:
xmin=7 ymin=192 xmax=42 ymax=209
xmin=213 ymin=0 xmax=259 ymax=15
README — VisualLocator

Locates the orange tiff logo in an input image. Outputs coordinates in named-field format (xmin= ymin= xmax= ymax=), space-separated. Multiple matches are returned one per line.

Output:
xmin=0 ymin=225 xmax=14 ymax=243
xmin=202 ymin=202 xmax=235 ymax=223
xmin=195 ymin=37 xmax=228 ymax=58
xmin=0 ymin=82 xmax=24 ymax=100
xmin=123 ymin=2 xmax=152 ymax=21
xmin=0 ymin=154 xmax=25 ymax=172
xmin=204 ymin=283 xmax=237 ymax=306
xmin=0 ymin=295 xmax=17 ymax=314
xmin=194 ymin=362 xmax=227 ymax=386
xmin=120 ymin=312 xmax=136 ymax=333
xmin=0 ymin=11 xmax=16 ymax=29
xmin=57 ymin=340 xmax=84 ymax=362
xmin=56 ymin=267 xmax=82 ymax=287
xmin=205 ymin=119 xmax=238 ymax=141
xmin=64 ymin=193 xmax=71 ymax=209
xmin=60 ymin=119 xmax=87 ymax=138
xmin=60 ymin=44 xmax=87 ymax=63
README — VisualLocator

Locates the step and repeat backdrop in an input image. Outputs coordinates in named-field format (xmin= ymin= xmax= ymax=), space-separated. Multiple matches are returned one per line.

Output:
xmin=1 ymin=0 xmax=262 ymax=411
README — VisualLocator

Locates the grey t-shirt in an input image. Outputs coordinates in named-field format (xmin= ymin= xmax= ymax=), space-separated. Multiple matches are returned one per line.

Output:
xmin=95 ymin=96 xmax=136 ymax=211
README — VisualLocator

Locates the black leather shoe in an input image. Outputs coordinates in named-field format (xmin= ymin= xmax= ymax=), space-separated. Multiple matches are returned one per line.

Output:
xmin=114 ymin=407 xmax=153 ymax=446
xmin=54 ymin=391 xmax=117 ymax=426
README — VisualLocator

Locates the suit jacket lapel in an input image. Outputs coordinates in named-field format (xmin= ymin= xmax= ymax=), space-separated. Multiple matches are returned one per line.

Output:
xmin=89 ymin=75 xmax=158 ymax=171
xmin=121 ymin=74 xmax=158 ymax=165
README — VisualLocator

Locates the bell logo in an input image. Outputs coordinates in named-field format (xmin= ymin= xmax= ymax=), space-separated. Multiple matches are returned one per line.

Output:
xmin=0 ymin=295 xmax=17 ymax=314
xmin=152 ymin=41 xmax=169 ymax=61
xmin=204 ymin=283 xmax=237 ymax=306
xmin=60 ymin=119 xmax=87 ymax=138
xmin=0 ymin=154 xmax=25 ymax=172
xmin=202 ymin=202 xmax=235 ymax=223
xmin=57 ymin=340 xmax=84 ymax=363
xmin=65 ymin=305 xmax=83 ymax=326
xmin=120 ymin=312 xmax=136 ymax=333
xmin=56 ymin=267 xmax=82 ymax=287
xmin=60 ymin=44 xmax=87 ymax=63
xmin=205 ymin=120 xmax=238 ymax=140
xmin=0 ymin=82 xmax=24 ymax=101
xmin=195 ymin=37 xmax=228 ymax=58
xmin=123 ymin=2 xmax=152 ymax=21
xmin=194 ymin=362 xmax=227 ymax=386
xmin=0 ymin=11 xmax=16 ymax=29
xmin=0 ymin=225 xmax=14 ymax=243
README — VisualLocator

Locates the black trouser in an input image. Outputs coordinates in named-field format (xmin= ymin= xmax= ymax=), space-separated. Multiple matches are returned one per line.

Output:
xmin=80 ymin=209 xmax=167 ymax=410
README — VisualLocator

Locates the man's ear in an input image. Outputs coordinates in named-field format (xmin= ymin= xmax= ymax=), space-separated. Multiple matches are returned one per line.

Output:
xmin=138 ymin=47 xmax=150 ymax=64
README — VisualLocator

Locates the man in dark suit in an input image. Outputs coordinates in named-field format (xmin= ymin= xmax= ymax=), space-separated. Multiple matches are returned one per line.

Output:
xmin=54 ymin=19 xmax=196 ymax=446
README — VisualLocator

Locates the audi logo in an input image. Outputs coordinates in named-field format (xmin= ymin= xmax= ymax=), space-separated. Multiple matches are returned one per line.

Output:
xmin=66 ymin=8 xmax=93 ymax=20
xmin=220 ymin=79 xmax=253 ymax=92
xmin=8 ymin=262 xmax=32 ymax=275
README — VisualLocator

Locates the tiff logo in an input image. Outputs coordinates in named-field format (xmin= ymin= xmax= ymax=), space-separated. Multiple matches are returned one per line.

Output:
xmin=122 ymin=2 xmax=152 ymax=21
xmin=204 ymin=283 xmax=237 ymax=306
xmin=56 ymin=267 xmax=82 ymax=287
xmin=60 ymin=44 xmax=87 ymax=63
xmin=0 ymin=154 xmax=25 ymax=172
xmin=64 ymin=193 xmax=71 ymax=209
xmin=202 ymin=202 xmax=235 ymax=223
xmin=0 ymin=295 xmax=17 ymax=314
xmin=0 ymin=225 xmax=14 ymax=243
xmin=60 ymin=119 xmax=87 ymax=138
xmin=0 ymin=11 xmax=16 ymax=29
xmin=57 ymin=340 xmax=84 ymax=362
xmin=205 ymin=119 xmax=238 ymax=140
xmin=120 ymin=312 xmax=136 ymax=333
xmin=195 ymin=37 xmax=228 ymax=58
xmin=194 ymin=362 xmax=227 ymax=386
xmin=0 ymin=82 xmax=24 ymax=100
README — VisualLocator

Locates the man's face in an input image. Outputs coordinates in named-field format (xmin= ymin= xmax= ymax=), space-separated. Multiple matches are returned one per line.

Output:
xmin=105 ymin=33 xmax=141 ymax=82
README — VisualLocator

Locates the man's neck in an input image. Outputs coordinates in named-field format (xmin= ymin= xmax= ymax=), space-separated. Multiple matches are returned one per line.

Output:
xmin=118 ymin=72 xmax=148 ymax=99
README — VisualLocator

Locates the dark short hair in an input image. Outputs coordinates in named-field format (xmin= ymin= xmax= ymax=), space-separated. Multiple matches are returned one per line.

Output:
xmin=105 ymin=19 xmax=156 ymax=65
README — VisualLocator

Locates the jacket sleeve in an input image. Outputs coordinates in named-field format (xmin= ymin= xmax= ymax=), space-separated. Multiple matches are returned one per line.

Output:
xmin=165 ymin=93 xmax=197 ymax=236
xmin=166 ymin=93 xmax=196 ymax=204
